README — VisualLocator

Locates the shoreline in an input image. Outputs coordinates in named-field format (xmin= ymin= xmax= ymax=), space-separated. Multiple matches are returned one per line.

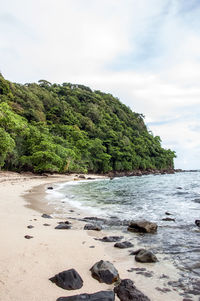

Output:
xmin=0 ymin=171 xmax=193 ymax=301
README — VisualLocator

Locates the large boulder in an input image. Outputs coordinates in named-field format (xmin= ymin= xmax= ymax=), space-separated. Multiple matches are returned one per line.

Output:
xmin=84 ymin=224 xmax=102 ymax=231
xmin=127 ymin=220 xmax=157 ymax=233
xmin=135 ymin=249 xmax=158 ymax=263
xmin=114 ymin=241 xmax=133 ymax=249
xmin=56 ymin=291 xmax=115 ymax=301
xmin=90 ymin=260 xmax=119 ymax=284
xmin=49 ymin=269 xmax=83 ymax=290
xmin=195 ymin=220 xmax=200 ymax=227
xmin=114 ymin=279 xmax=151 ymax=301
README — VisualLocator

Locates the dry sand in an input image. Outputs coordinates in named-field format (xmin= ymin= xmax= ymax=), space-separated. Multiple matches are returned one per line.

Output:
xmin=0 ymin=171 xmax=189 ymax=301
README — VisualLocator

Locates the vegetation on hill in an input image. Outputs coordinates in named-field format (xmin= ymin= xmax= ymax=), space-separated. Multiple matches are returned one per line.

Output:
xmin=0 ymin=74 xmax=175 ymax=173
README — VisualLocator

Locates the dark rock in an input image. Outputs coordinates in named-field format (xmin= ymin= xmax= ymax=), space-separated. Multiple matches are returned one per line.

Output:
xmin=78 ymin=175 xmax=86 ymax=179
xmin=55 ymin=223 xmax=71 ymax=229
xmin=24 ymin=235 xmax=33 ymax=239
xmin=136 ymin=272 xmax=153 ymax=278
xmin=129 ymin=249 xmax=146 ymax=256
xmin=47 ymin=186 xmax=53 ymax=190
xmin=87 ymin=177 xmax=95 ymax=180
xmin=176 ymin=187 xmax=182 ymax=190
xmin=99 ymin=236 xmax=123 ymax=242
xmin=83 ymin=217 xmax=106 ymax=223
xmin=69 ymin=210 xmax=74 ymax=212
xmin=162 ymin=218 xmax=175 ymax=222
xmin=114 ymin=241 xmax=133 ymax=249
xmin=155 ymin=287 xmax=171 ymax=293
xmin=49 ymin=269 xmax=83 ymax=290
xmin=56 ymin=291 xmax=115 ymax=301
xmin=114 ymin=279 xmax=151 ymax=301
xmin=58 ymin=221 xmax=71 ymax=225
xmin=27 ymin=225 xmax=34 ymax=229
xmin=135 ymin=249 xmax=158 ymax=263
xmin=165 ymin=212 xmax=172 ymax=215
xmin=127 ymin=268 xmax=146 ymax=272
xmin=89 ymin=246 xmax=95 ymax=248
xmin=128 ymin=220 xmax=157 ymax=233
xmin=84 ymin=224 xmax=102 ymax=231
xmin=195 ymin=220 xmax=200 ymax=227
xmin=41 ymin=213 xmax=53 ymax=219
xmin=43 ymin=223 xmax=51 ymax=226
xmin=90 ymin=260 xmax=119 ymax=284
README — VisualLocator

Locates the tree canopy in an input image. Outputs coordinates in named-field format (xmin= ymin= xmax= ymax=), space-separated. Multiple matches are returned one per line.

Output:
xmin=0 ymin=73 xmax=176 ymax=173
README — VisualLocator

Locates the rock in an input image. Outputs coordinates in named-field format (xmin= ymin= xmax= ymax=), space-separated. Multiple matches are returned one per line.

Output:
xmin=195 ymin=220 xmax=200 ymax=227
xmin=99 ymin=236 xmax=123 ymax=242
xmin=84 ymin=224 xmax=102 ymax=231
xmin=55 ymin=223 xmax=71 ymax=229
xmin=49 ymin=269 xmax=83 ymax=290
xmin=165 ymin=212 xmax=172 ymax=215
xmin=78 ymin=175 xmax=86 ymax=179
xmin=90 ymin=260 xmax=119 ymax=284
xmin=128 ymin=220 xmax=157 ymax=233
xmin=56 ymin=291 xmax=115 ymax=301
xmin=162 ymin=218 xmax=175 ymax=222
xmin=114 ymin=241 xmax=133 ymax=249
xmin=129 ymin=249 xmax=146 ymax=256
xmin=24 ymin=235 xmax=33 ymax=239
xmin=41 ymin=213 xmax=53 ymax=219
xmin=135 ymin=249 xmax=158 ymax=263
xmin=58 ymin=221 xmax=71 ymax=225
xmin=27 ymin=225 xmax=34 ymax=229
xmin=43 ymin=223 xmax=51 ymax=226
xmin=47 ymin=186 xmax=53 ymax=190
xmin=114 ymin=279 xmax=151 ymax=301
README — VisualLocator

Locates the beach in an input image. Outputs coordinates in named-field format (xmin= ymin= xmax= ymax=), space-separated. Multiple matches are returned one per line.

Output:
xmin=0 ymin=171 xmax=189 ymax=301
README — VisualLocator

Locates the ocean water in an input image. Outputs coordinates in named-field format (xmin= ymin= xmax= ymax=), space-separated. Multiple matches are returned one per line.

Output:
xmin=46 ymin=172 xmax=200 ymax=277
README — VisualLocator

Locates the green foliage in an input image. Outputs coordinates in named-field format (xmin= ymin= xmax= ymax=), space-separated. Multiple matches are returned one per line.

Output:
xmin=0 ymin=74 xmax=176 ymax=173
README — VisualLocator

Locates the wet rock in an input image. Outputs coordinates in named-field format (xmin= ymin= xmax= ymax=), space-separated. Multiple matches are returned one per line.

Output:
xmin=129 ymin=248 xmax=146 ymax=256
xmin=84 ymin=224 xmax=102 ymax=231
xmin=162 ymin=218 xmax=175 ymax=222
xmin=78 ymin=175 xmax=86 ymax=179
xmin=49 ymin=269 xmax=83 ymax=290
xmin=165 ymin=212 xmax=172 ymax=215
xmin=56 ymin=291 xmax=115 ymax=301
xmin=27 ymin=225 xmax=34 ymax=229
xmin=136 ymin=271 xmax=153 ymax=278
xmin=99 ymin=236 xmax=123 ymax=242
xmin=114 ymin=241 xmax=133 ymax=249
xmin=90 ymin=260 xmax=119 ymax=284
xmin=47 ymin=186 xmax=53 ymax=190
xmin=135 ymin=249 xmax=158 ymax=263
xmin=24 ymin=235 xmax=33 ymax=239
xmin=155 ymin=287 xmax=171 ymax=293
xmin=55 ymin=223 xmax=71 ymax=229
xmin=114 ymin=279 xmax=151 ymax=301
xmin=195 ymin=220 xmax=200 ymax=227
xmin=83 ymin=217 xmax=106 ymax=223
xmin=128 ymin=220 xmax=157 ymax=233
xmin=58 ymin=221 xmax=71 ymax=225
xmin=127 ymin=267 xmax=146 ymax=272
xmin=43 ymin=223 xmax=51 ymax=226
xmin=41 ymin=213 xmax=52 ymax=219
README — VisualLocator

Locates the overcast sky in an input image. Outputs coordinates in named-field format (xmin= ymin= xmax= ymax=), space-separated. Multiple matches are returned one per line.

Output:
xmin=1 ymin=0 xmax=200 ymax=169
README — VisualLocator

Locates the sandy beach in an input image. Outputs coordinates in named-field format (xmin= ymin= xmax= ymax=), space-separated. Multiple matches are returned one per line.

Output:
xmin=0 ymin=171 xmax=190 ymax=301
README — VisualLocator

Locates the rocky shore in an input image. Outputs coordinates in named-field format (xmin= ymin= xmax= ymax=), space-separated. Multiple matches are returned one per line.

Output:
xmin=0 ymin=171 xmax=199 ymax=301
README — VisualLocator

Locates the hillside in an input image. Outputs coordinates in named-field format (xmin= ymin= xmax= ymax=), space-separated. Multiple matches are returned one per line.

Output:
xmin=0 ymin=74 xmax=175 ymax=173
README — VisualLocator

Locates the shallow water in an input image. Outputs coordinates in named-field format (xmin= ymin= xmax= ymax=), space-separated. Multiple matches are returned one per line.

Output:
xmin=46 ymin=172 xmax=200 ymax=278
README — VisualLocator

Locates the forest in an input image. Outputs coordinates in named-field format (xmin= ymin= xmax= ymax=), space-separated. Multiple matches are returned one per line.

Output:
xmin=0 ymin=73 xmax=176 ymax=173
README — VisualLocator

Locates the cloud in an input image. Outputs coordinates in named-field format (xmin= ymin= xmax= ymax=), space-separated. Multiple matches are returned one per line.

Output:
xmin=0 ymin=0 xmax=200 ymax=169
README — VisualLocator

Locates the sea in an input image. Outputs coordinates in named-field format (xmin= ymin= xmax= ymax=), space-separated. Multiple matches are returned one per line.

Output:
xmin=45 ymin=171 xmax=200 ymax=288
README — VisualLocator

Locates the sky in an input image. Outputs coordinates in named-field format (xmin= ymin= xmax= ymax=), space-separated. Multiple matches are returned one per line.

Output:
xmin=0 ymin=0 xmax=200 ymax=169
